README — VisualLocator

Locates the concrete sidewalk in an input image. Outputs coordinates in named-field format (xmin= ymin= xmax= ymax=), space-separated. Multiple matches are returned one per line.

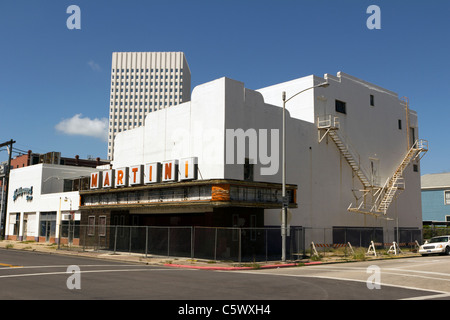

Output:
xmin=0 ymin=239 xmax=421 ymax=270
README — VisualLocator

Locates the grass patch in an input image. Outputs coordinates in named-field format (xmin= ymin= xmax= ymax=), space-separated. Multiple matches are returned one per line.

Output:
xmin=310 ymin=254 xmax=322 ymax=261
xmin=352 ymin=248 xmax=368 ymax=261
xmin=240 ymin=262 xmax=261 ymax=269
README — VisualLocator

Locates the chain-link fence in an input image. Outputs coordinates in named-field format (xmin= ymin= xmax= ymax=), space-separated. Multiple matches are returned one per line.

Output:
xmin=303 ymin=226 xmax=422 ymax=248
xmin=58 ymin=224 xmax=305 ymax=262
xmin=57 ymin=224 xmax=425 ymax=261
xmin=423 ymin=225 xmax=450 ymax=239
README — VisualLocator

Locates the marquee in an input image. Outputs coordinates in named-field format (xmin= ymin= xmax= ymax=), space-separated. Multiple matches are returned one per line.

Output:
xmin=90 ymin=157 xmax=198 ymax=190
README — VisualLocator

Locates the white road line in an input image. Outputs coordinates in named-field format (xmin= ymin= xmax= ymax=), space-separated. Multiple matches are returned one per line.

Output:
xmin=0 ymin=268 xmax=191 ymax=279
xmin=383 ymin=268 xmax=450 ymax=278
xmin=288 ymin=265 xmax=450 ymax=278
xmin=388 ymin=260 xmax=450 ymax=270
xmin=0 ymin=264 xmax=156 ymax=270
xmin=401 ymin=293 xmax=450 ymax=300
xmin=232 ymin=270 xmax=449 ymax=298
xmin=285 ymin=266 xmax=450 ymax=284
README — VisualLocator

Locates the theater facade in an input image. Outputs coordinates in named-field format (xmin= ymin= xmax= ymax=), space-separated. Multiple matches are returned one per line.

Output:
xmin=80 ymin=162 xmax=297 ymax=229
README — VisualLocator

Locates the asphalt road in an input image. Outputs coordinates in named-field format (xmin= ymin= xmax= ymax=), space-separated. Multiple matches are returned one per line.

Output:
xmin=0 ymin=248 xmax=448 ymax=303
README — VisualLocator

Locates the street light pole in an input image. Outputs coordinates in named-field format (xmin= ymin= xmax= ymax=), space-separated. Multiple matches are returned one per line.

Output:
xmin=281 ymin=92 xmax=287 ymax=262
xmin=281 ymin=82 xmax=329 ymax=262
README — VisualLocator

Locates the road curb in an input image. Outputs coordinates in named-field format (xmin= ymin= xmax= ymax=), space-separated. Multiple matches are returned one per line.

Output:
xmin=163 ymin=263 xmax=299 ymax=270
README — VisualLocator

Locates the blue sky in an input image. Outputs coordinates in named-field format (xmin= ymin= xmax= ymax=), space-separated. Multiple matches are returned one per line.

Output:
xmin=0 ymin=0 xmax=449 ymax=175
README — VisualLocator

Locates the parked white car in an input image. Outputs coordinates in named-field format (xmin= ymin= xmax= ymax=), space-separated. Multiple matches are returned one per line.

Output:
xmin=419 ymin=235 xmax=450 ymax=256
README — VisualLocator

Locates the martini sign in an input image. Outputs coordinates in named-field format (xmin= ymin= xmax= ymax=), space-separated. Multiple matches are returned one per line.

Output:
xmin=90 ymin=157 xmax=198 ymax=190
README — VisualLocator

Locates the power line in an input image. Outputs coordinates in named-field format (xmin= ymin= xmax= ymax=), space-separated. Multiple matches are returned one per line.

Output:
xmin=11 ymin=148 xmax=29 ymax=155
xmin=13 ymin=146 xmax=29 ymax=153
xmin=15 ymin=142 xmax=47 ymax=154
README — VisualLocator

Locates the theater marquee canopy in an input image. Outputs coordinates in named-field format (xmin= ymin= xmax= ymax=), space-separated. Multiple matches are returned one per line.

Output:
xmin=79 ymin=179 xmax=297 ymax=212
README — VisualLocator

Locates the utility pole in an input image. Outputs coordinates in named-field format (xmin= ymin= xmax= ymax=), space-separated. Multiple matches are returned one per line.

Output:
xmin=0 ymin=139 xmax=16 ymax=239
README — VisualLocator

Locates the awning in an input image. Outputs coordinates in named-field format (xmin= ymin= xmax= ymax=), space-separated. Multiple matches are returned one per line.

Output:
xmin=79 ymin=179 xmax=297 ymax=211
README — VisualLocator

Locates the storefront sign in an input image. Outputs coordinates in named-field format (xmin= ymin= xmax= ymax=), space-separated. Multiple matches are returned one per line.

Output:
xmin=90 ymin=157 xmax=198 ymax=190
xmin=13 ymin=186 xmax=33 ymax=201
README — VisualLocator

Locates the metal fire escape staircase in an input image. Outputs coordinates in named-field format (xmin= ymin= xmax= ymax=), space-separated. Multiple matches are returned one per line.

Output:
xmin=317 ymin=115 xmax=428 ymax=216
xmin=370 ymin=139 xmax=428 ymax=215
xmin=318 ymin=116 xmax=371 ymax=189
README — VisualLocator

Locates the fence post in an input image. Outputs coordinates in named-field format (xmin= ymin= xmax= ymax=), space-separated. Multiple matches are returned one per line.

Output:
xmin=145 ymin=226 xmax=148 ymax=258
xmin=83 ymin=225 xmax=87 ymax=252
xmin=290 ymin=227 xmax=294 ymax=260
xmin=238 ymin=228 xmax=242 ymax=263
xmin=167 ymin=227 xmax=170 ymax=257
xmin=302 ymin=228 xmax=306 ymax=257
xmin=214 ymin=228 xmax=217 ymax=261
xmin=97 ymin=225 xmax=100 ymax=251
xmin=265 ymin=229 xmax=268 ymax=262
xmin=113 ymin=226 xmax=118 ymax=254
xmin=129 ymin=226 xmax=132 ymax=253
xmin=322 ymin=228 xmax=325 ymax=255
xmin=191 ymin=226 xmax=195 ymax=259
xmin=359 ymin=229 xmax=362 ymax=248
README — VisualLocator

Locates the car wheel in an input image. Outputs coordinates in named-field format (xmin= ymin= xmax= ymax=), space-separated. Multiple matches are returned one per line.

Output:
xmin=446 ymin=246 xmax=450 ymax=255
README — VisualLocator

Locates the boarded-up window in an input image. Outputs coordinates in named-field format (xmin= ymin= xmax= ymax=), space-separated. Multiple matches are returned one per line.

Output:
xmin=88 ymin=216 xmax=95 ymax=236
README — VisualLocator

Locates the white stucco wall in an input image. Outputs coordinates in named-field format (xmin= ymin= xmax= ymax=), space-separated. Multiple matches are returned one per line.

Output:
xmin=256 ymin=75 xmax=317 ymax=124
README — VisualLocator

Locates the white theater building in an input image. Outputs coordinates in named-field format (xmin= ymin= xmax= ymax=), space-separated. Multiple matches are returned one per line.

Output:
xmin=81 ymin=71 xmax=427 ymax=246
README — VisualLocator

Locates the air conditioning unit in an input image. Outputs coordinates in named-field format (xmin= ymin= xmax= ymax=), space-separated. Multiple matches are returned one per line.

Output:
xmin=62 ymin=214 xmax=73 ymax=220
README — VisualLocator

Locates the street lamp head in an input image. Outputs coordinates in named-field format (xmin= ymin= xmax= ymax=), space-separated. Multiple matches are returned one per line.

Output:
xmin=317 ymin=82 xmax=329 ymax=88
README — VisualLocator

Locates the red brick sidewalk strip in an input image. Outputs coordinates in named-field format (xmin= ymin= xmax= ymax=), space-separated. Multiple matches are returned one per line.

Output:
xmin=163 ymin=262 xmax=322 ymax=270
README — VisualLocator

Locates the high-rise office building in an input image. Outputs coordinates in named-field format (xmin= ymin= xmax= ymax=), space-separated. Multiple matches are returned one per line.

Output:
xmin=107 ymin=52 xmax=191 ymax=160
